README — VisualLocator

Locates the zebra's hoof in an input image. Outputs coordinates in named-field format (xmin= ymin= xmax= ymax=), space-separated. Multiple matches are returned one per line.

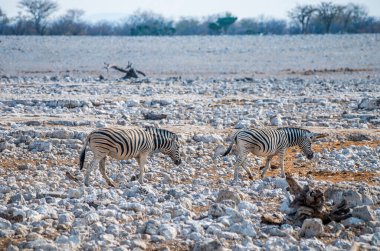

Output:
xmin=231 ymin=179 xmax=239 ymax=185
xmin=108 ymin=181 xmax=117 ymax=187
xmin=248 ymin=175 xmax=254 ymax=180
xmin=130 ymin=175 xmax=137 ymax=181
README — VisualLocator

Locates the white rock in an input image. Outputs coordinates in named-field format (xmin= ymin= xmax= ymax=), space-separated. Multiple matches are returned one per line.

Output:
xmin=193 ymin=239 xmax=224 ymax=251
xmin=264 ymin=236 xmax=297 ymax=250
xmin=159 ymin=224 xmax=177 ymax=240
xmin=96 ymin=121 xmax=107 ymax=128
xmin=67 ymin=188 xmax=83 ymax=199
xmin=216 ymin=189 xmax=242 ymax=205
xmin=372 ymin=232 xmax=380 ymax=246
xmin=131 ymin=239 xmax=147 ymax=249
xmin=58 ymin=213 xmax=74 ymax=225
xmin=235 ymin=120 xmax=251 ymax=129
xmin=29 ymin=141 xmax=52 ymax=152
xmin=0 ymin=218 xmax=12 ymax=230
xmin=299 ymin=218 xmax=324 ymax=238
xmin=300 ymin=238 xmax=326 ymax=250
xmin=352 ymin=205 xmax=375 ymax=221
xmin=229 ymin=220 xmax=256 ymax=237
xmin=358 ymin=98 xmax=380 ymax=110
xmin=193 ymin=134 xmax=223 ymax=143
xmin=270 ymin=115 xmax=282 ymax=126
xmin=208 ymin=203 xmax=226 ymax=218
xmin=85 ymin=213 xmax=100 ymax=225
xmin=237 ymin=201 xmax=258 ymax=213
xmin=126 ymin=99 xmax=140 ymax=107
xmin=341 ymin=217 xmax=365 ymax=227
xmin=144 ymin=220 xmax=160 ymax=235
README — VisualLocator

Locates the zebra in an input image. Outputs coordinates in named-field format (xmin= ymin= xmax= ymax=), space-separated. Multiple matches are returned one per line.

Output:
xmin=221 ymin=127 xmax=321 ymax=182
xmin=79 ymin=126 xmax=181 ymax=186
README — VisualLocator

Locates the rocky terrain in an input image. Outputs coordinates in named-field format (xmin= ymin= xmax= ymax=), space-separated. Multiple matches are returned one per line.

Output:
xmin=0 ymin=35 xmax=380 ymax=250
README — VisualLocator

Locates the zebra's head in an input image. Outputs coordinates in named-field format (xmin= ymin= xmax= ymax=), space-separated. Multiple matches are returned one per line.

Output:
xmin=164 ymin=134 xmax=181 ymax=165
xmin=299 ymin=130 xmax=315 ymax=160
xmin=150 ymin=127 xmax=181 ymax=165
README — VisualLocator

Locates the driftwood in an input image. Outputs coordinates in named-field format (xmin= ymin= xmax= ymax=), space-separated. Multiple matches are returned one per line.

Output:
xmin=286 ymin=175 xmax=351 ymax=225
xmin=104 ymin=62 xmax=146 ymax=79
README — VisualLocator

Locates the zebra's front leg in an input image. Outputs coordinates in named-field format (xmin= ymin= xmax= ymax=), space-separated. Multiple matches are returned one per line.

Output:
xmin=279 ymin=151 xmax=286 ymax=178
xmin=99 ymin=157 xmax=117 ymax=187
xmin=137 ymin=153 xmax=148 ymax=184
xmin=261 ymin=156 xmax=273 ymax=178
xmin=84 ymin=157 xmax=100 ymax=186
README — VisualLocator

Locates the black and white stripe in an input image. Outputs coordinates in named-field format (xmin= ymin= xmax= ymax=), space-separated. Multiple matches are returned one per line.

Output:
xmin=222 ymin=127 xmax=317 ymax=181
xmin=79 ymin=127 xmax=181 ymax=186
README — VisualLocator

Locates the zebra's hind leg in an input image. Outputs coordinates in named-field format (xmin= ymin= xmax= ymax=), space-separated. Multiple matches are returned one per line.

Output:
xmin=232 ymin=155 xmax=246 ymax=182
xmin=241 ymin=158 xmax=254 ymax=180
xmin=99 ymin=157 xmax=117 ymax=187
xmin=261 ymin=156 xmax=273 ymax=178
xmin=84 ymin=157 xmax=100 ymax=186
xmin=134 ymin=153 xmax=148 ymax=184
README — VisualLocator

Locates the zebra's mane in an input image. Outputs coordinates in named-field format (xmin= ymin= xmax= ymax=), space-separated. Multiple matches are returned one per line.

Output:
xmin=277 ymin=127 xmax=311 ymax=134
xmin=145 ymin=126 xmax=178 ymax=140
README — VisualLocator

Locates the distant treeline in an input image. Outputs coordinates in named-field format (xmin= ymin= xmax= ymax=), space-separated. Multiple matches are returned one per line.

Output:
xmin=0 ymin=0 xmax=379 ymax=36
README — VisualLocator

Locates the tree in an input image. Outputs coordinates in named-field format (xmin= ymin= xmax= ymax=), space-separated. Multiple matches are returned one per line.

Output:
xmin=339 ymin=3 xmax=368 ymax=32
xmin=175 ymin=18 xmax=204 ymax=35
xmin=208 ymin=13 xmax=237 ymax=35
xmin=208 ymin=22 xmax=221 ymax=34
xmin=127 ymin=10 xmax=175 ymax=36
xmin=216 ymin=13 xmax=238 ymax=33
xmin=0 ymin=7 xmax=9 ymax=34
xmin=51 ymin=9 xmax=85 ymax=35
xmin=18 ymin=0 xmax=58 ymax=35
xmin=234 ymin=18 xmax=258 ymax=34
xmin=288 ymin=4 xmax=316 ymax=34
xmin=317 ymin=2 xmax=344 ymax=33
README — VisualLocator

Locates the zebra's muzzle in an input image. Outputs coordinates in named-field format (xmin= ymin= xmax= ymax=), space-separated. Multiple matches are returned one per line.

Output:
xmin=307 ymin=153 xmax=314 ymax=160
xmin=175 ymin=159 xmax=181 ymax=165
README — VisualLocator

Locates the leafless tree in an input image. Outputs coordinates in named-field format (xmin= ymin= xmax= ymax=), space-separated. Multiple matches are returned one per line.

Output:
xmin=18 ymin=0 xmax=58 ymax=35
xmin=288 ymin=4 xmax=316 ymax=34
xmin=317 ymin=2 xmax=344 ymax=33
xmin=0 ymin=7 xmax=9 ymax=34
xmin=340 ymin=3 xmax=368 ymax=32
xmin=51 ymin=9 xmax=85 ymax=35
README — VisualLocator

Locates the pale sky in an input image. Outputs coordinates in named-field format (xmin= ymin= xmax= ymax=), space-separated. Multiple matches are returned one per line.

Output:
xmin=1 ymin=0 xmax=380 ymax=22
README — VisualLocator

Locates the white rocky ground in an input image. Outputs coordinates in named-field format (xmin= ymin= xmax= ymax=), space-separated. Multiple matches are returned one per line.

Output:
xmin=0 ymin=35 xmax=380 ymax=250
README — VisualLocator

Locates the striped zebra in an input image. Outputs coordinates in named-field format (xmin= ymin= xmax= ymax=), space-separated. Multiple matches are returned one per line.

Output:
xmin=221 ymin=127 xmax=321 ymax=181
xmin=79 ymin=127 xmax=181 ymax=186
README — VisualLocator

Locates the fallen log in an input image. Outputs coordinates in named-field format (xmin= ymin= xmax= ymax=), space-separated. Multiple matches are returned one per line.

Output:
xmin=286 ymin=175 xmax=351 ymax=225
xmin=104 ymin=62 xmax=146 ymax=79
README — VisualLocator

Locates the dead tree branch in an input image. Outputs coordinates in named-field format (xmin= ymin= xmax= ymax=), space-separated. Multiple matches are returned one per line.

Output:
xmin=104 ymin=62 xmax=146 ymax=79
xmin=286 ymin=175 xmax=351 ymax=225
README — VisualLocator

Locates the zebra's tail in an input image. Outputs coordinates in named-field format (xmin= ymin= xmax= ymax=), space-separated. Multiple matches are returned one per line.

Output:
xmin=222 ymin=131 xmax=238 ymax=157
xmin=222 ymin=141 xmax=234 ymax=156
xmin=79 ymin=135 xmax=90 ymax=170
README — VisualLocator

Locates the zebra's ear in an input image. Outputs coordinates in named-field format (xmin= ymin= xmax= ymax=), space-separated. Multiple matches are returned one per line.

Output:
xmin=171 ymin=135 xmax=180 ymax=142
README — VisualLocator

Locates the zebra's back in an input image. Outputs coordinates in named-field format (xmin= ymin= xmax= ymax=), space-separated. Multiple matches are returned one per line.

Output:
xmin=235 ymin=128 xmax=287 ymax=156
xmin=88 ymin=127 xmax=154 ymax=160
